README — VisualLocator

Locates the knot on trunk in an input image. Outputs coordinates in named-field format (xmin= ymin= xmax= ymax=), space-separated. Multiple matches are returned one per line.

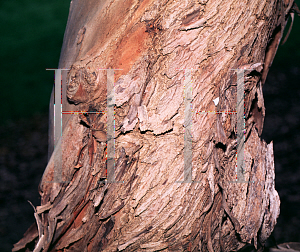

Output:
xmin=67 ymin=65 xmax=98 ymax=104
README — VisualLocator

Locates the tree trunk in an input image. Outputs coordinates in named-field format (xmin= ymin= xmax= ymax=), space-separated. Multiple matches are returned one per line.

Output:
xmin=13 ymin=0 xmax=296 ymax=251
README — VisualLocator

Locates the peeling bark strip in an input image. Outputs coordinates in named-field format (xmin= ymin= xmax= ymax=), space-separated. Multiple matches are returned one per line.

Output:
xmin=184 ymin=70 xmax=193 ymax=183
xmin=106 ymin=69 xmax=119 ymax=183
xmin=236 ymin=70 xmax=245 ymax=183
xmin=13 ymin=0 xmax=296 ymax=251
xmin=177 ymin=69 xmax=201 ymax=183
xmin=230 ymin=69 xmax=256 ymax=184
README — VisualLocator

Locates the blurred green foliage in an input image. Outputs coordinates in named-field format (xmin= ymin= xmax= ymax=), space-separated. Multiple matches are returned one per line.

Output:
xmin=273 ymin=0 xmax=300 ymax=67
xmin=0 ymin=0 xmax=70 ymax=125
xmin=0 ymin=0 xmax=299 ymax=125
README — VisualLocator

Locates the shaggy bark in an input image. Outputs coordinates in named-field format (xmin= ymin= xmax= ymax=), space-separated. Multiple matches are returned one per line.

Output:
xmin=13 ymin=0 xmax=297 ymax=251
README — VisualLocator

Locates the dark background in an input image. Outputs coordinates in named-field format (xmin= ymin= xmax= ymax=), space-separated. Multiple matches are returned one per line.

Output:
xmin=0 ymin=0 xmax=299 ymax=251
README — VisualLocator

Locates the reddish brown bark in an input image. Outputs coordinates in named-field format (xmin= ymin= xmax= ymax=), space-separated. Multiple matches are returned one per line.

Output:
xmin=13 ymin=0 xmax=297 ymax=251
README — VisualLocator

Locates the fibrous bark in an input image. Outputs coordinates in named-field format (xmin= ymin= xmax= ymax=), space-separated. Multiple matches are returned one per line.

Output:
xmin=13 ymin=0 xmax=297 ymax=251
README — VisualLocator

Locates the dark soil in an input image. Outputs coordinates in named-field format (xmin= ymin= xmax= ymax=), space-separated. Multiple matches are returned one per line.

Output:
xmin=0 ymin=66 xmax=299 ymax=251
xmin=0 ymin=114 xmax=48 ymax=252
xmin=262 ymin=66 xmax=300 ymax=244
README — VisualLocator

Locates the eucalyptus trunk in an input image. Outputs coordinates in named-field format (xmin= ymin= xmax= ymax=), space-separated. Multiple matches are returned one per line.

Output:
xmin=13 ymin=0 xmax=296 ymax=251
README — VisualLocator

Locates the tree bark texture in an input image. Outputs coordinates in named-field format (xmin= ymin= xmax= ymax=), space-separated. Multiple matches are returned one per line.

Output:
xmin=13 ymin=0 xmax=296 ymax=251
